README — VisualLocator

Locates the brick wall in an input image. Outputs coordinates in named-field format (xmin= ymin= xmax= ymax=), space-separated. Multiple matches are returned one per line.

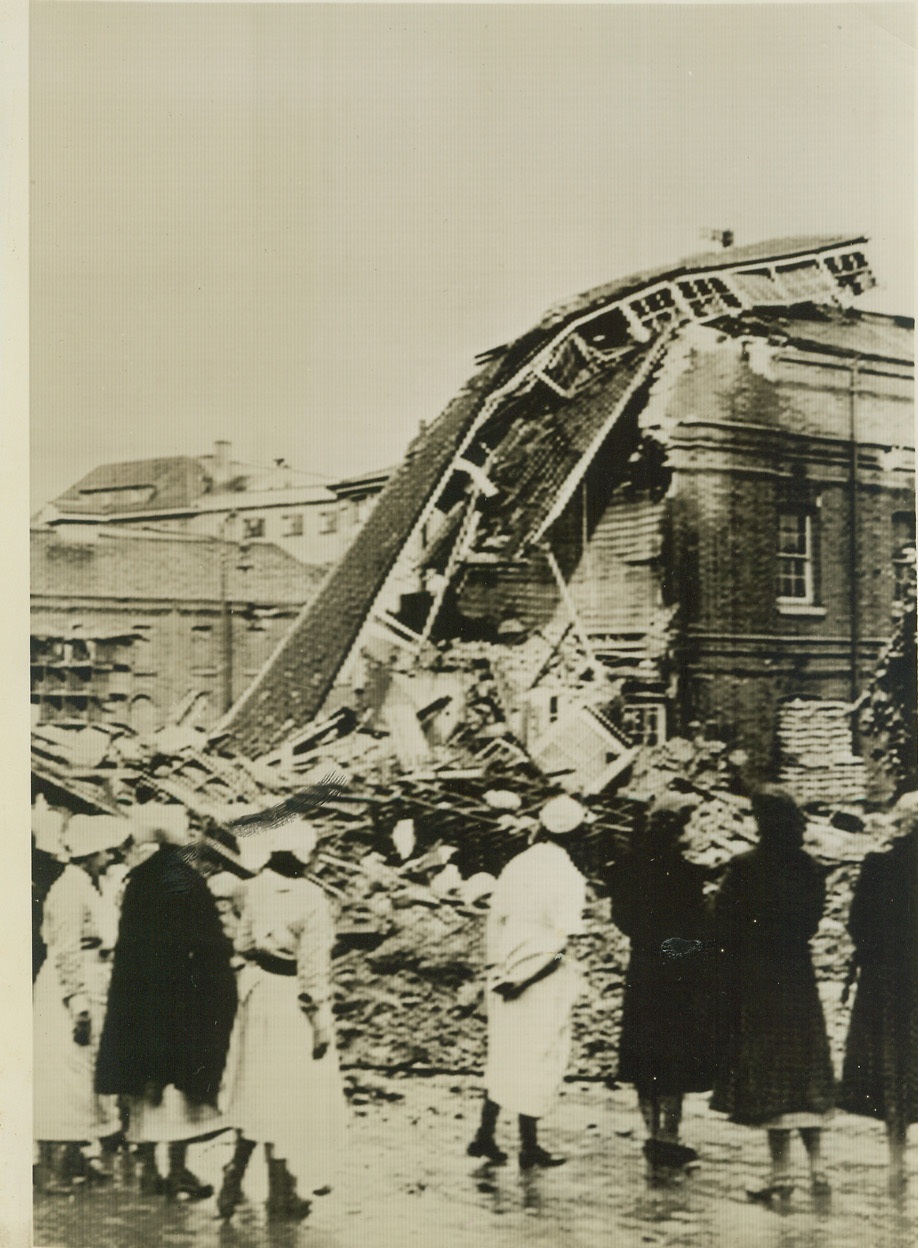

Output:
xmin=664 ymin=337 xmax=914 ymax=778
xmin=30 ymin=599 xmax=303 ymax=732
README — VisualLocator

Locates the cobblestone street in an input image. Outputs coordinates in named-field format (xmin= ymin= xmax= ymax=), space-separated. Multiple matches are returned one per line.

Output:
xmin=35 ymin=1076 xmax=917 ymax=1248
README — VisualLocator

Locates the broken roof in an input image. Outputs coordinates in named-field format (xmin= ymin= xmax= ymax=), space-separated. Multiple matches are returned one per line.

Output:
xmin=219 ymin=361 xmax=504 ymax=752
xmin=219 ymin=235 xmax=890 ymax=758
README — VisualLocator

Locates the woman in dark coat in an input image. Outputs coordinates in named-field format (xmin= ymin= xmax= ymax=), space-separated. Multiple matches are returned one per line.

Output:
xmin=606 ymin=792 xmax=716 ymax=1180
xmin=95 ymin=810 xmax=237 ymax=1200
xmin=839 ymin=796 xmax=918 ymax=1194
xmin=711 ymin=788 xmax=834 ymax=1205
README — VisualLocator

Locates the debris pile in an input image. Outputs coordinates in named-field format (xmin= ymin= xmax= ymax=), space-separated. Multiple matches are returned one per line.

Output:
xmin=32 ymin=706 xmax=893 ymax=1078
xmin=777 ymin=698 xmax=868 ymax=805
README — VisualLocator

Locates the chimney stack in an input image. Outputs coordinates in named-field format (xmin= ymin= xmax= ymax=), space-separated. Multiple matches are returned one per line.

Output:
xmin=213 ymin=440 xmax=231 ymax=487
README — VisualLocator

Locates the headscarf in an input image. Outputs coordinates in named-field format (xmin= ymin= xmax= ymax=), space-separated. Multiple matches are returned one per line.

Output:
xmin=32 ymin=802 xmax=66 ymax=859
xmin=64 ymin=814 xmax=131 ymax=859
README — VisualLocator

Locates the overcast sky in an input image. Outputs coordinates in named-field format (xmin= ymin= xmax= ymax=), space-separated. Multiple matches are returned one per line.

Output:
xmin=30 ymin=2 xmax=915 ymax=508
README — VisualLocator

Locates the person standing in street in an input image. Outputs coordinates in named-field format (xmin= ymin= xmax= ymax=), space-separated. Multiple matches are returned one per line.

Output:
xmin=217 ymin=819 xmax=346 ymax=1222
xmin=94 ymin=805 xmax=237 ymax=1201
xmin=711 ymin=787 xmax=834 ymax=1207
xmin=605 ymin=791 xmax=716 ymax=1184
xmin=839 ymin=792 xmax=918 ymax=1195
xmin=34 ymin=812 xmax=130 ymax=1193
xmin=467 ymin=794 xmax=587 ymax=1170
xmin=32 ymin=800 xmax=66 ymax=984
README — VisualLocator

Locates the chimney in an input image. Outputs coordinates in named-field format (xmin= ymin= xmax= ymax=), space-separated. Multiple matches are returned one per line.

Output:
xmin=213 ymin=440 xmax=231 ymax=487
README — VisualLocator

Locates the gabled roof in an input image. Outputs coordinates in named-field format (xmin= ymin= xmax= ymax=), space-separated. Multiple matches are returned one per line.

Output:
xmin=54 ymin=456 xmax=210 ymax=515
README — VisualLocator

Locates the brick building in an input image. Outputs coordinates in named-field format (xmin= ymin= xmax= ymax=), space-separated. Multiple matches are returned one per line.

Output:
xmin=31 ymin=526 xmax=325 ymax=732
xmin=38 ymin=443 xmax=389 ymax=566
xmin=220 ymin=236 xmax=915 ymax=799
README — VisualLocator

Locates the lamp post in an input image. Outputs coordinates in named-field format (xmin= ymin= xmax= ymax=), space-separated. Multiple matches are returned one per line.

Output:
xmin=218 ymin=512 xmax=239 ymax=715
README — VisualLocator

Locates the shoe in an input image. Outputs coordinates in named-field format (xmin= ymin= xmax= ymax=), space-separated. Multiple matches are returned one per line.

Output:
xmin=643 ymin=1138 xmax=698 ymax=1169
xmin=519 ymin=1147 xmax=566 ymax=1170
xmin=811 ymin=1172 xmax=831 ymax=1197
xmin=217 ymin=1139 xmax=256 ymax=1220
xmin=69 ymin=1150 xmax=114 ymax=1186
xmin=166 ymin=1167 xmax=214 ymax=1202
xmin=467 ymin=1136 xmax=508 ymax=1165
xmin=746 ymin=1180 xmax=794 ymax=1206
xmin=266 ymin=1158 xmax=311 ymax=1221
xmin=76 ymin=1160 xmax=114 ymax=1186
xmin=217 ymin=1162 xmax=245 ymax=1219
xmin=139 ymin=1167 xmax=167 ymax=1196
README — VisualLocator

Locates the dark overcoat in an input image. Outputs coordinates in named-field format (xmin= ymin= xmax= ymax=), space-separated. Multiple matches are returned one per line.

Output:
xmin=607 ymin=851 xmax=716 ymax=1095
xmin=839 ymin=830 xmax=918 ymax=1124
xmin=95 ymin=845 xmax=237 ymax=1105
xmin=710 ymin=846 xmax=834 ymax=1125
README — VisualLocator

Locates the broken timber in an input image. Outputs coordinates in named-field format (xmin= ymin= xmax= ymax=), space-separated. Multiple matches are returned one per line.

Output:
xmin=218 ymin=236 xmax=877 ymax=759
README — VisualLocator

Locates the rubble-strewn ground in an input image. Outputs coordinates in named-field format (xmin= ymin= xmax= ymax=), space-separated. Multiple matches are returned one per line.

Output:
xmin=35 ymin=1076 xmax=916 ymax=1248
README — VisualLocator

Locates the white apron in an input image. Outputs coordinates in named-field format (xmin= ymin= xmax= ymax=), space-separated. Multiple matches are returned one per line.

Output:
xmin=221 ymin=965 xmax=346 ymax=1189
xmin=220 ymin=872 xmax=347 ymax=1190
xmin=33 ymin=868 xmax=119 ymax=1142
xmin=483 ymin=842 xmax=586 ymax=1119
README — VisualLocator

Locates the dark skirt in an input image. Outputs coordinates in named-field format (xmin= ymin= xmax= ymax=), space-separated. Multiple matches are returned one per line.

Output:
xmin=617 ymin=945 xmax=716 ymax=1095
xmin=711 ymin=946 xmax=834 ymax=1126
xmin=839 ymin=955 xmax=918 ymax=1125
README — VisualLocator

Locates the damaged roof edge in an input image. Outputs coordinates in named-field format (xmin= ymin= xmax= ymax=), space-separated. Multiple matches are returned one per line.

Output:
xmin=540 ymin=234 xmax=870 ymax=330
xmin=529 ymin=338 xmax=671 ymax=546
xmin=218 ymin=235 xmax=881 ymax=758
xmin=215 ymin=360 xmax=506 ymax=754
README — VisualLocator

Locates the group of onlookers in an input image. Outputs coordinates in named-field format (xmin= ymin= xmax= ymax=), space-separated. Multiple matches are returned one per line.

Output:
xmin=470 ymin=787 xmax=918 ymax=1206
xmin=32 ymin=802 xmax=343 ymax=1222
xmin=32 ymin=782 xmax=917 ymax=1223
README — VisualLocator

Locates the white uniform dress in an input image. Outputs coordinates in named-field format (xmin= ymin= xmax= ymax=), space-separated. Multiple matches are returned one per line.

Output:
xmin=484 ymin=841 xmax=586 ymax=1119
xmin=221 ymin=872 xmax=347 ymax=1190
xmin=33 ymin=865 xmax=119 ymax=1141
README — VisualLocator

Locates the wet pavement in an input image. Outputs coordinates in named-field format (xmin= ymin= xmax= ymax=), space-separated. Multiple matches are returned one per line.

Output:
xmin=35 ymin=1076 xmax=917 ymax=1248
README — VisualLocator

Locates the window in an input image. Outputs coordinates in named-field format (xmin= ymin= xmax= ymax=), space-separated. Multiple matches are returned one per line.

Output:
xmin=319 ymin=508 xmax=338 ymax=535
xmin=777 ymin=510 xmax=814 ymax=602
xmin=626 ymin=286 xmax=680 ymax=336
xmin=31 ymin=635 xmax=135 ymax=725
xmin=892 ymin=512 xmax=916 ymax=602
xmin=621 ymin=702 xmax=667 ymax=746
xmin=283 ymin=513 xmax=304 ymax=538
xmin=242 ymin=516 xmax=265 ymax=539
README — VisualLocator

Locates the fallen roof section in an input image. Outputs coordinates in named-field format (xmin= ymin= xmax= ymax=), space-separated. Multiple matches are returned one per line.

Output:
xmin=219 ymin=235 xmax=879 ymax=758
xmin=218 ymin=360 xmax=505 ymax=753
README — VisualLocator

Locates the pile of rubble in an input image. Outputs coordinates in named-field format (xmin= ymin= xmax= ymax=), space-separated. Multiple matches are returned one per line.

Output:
xmin=777 ymin=698 xmax=868 ymax=805
xmin=32 ymin=706 xmax=893 ymax=1079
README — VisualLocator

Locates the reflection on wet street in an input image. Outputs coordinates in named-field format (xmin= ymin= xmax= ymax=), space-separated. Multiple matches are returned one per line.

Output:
xmin=35 ymin=1077 xmax=917 ymax=1248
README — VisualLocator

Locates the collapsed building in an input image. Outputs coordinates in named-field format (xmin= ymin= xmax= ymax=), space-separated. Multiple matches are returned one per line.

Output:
xmin=32 ymin=236 xmax=916 ymax=1075
xmin=219 ymin=235 xmax=914 ymax=803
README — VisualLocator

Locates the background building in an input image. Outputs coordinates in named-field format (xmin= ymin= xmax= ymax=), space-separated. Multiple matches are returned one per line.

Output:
xmin=31 ymin=525 xmax=326 ymax=732
xmin=37 ymin=443 xmax=389 ymax=565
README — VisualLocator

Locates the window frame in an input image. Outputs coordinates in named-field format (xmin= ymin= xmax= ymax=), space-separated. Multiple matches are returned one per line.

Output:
xmin=318 ymin=508 xmax=339 ymax=535
xmin=620 ymin=700 xmax=667 ymax=747
xmin=776 ymin=508 xmax=816 ymax=606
